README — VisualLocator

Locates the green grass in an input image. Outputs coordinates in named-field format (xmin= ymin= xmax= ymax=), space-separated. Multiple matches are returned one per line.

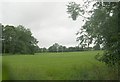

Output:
xmin=2 ymin=51 xmax=117 ymax=80
xmin=0 ymin=56 xmax=2 ymax=81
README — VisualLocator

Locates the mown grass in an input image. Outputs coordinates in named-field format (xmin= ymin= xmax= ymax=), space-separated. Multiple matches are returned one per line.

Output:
xmin=2 ymin=51 xmax=118 ymax=80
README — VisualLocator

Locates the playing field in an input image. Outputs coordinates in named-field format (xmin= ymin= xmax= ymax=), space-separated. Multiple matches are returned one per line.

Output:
xmin=2 ymin=51 xmax=117 ymax=80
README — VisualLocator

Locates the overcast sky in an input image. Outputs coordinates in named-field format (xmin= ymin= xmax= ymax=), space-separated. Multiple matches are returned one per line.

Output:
xmin=1 ymin=1 xmax=84 ymax=48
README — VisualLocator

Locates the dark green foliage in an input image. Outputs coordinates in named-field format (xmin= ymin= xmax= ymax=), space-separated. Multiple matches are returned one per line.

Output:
xmin=39 ymin=47 xmax=48 ymax=53
xmin=67 ymin=1 xmax=120 ymax=66
xmin=2 ymin=24 xmax=39 ymax=54
xmin=93 ymin=43 xmax=100 ymax=50
xmin=48 ymin=43 xmax=65 ymax=52
xmin=67 ymin=2 xmax=81 ymax=20
xmin=67 ymin=46 xmax=85 ymax=52
xmin=0 ymin=23 xmax=2 ymax=53
xmin=48 ymin=43 xmax=59 ymax=52
xmin=47 ymin=43 xmax=86 ymax=52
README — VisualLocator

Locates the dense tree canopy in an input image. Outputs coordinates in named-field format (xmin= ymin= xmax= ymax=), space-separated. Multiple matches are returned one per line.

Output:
xmin=1 ymin=24 xmax=39 ymax=54
xmin=67 ymin=1 xmax=120 ymax=66
xmin=48 ymin=43 xmax=58 ymax=52
xmin=48 ymin=43 xmax=89 ymax=52
xmin=48 ymin=43 xmax=69 ymax=52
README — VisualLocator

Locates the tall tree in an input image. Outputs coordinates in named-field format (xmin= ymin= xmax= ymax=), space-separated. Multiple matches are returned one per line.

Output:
xmin=2 ymin=24 xmax=39 ymax=54
xmin=48 ymin=43 xmax=59 ymax=52
xmin=0 ymin=23 xmax=2 ymax=53
xmin=67 ymin=1 xmax=120 ymax=66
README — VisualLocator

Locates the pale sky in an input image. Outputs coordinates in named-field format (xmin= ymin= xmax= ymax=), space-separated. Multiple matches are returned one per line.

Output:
xmin=1 ymin=1 xmax=84 ymax=48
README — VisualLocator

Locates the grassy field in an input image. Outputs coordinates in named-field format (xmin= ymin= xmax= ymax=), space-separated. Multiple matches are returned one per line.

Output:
xmin=2 ymin=51 xmax=117 ymax=80
xmin=0 ymin=56 xmax=2 ymax=81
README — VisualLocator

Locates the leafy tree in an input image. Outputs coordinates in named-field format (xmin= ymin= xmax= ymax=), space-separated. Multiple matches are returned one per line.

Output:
xmin=48 ymin=43 xmax=59 ymax=52
xmin=93 ymin=43 xmax=100 ymax=50
xmin=67 ymin=1 xmax=120 ymax=67
xmin=2 ymin=24 xmax=39 ymax=54
xmin=0 ymin=23 xmax=2 ymax=53
xmin=2 ymin=25 xmax=16 ymax=53
xmin=62 ymin=46 xmax=67 ymax=52
xmin=48 ymin=43 xmax=68 ymax=52
xmin=67 ymin=46 xmax=85 ymax=52
xmin=58 ymin=45 xmax=63 ymax=52
xmin=34 ymin=45 xmax=41 ymax=53
xmin=39 ymin=47 xmax=48 ymax=52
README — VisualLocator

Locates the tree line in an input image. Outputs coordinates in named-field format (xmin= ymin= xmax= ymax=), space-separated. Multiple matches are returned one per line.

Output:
xmin=37 ymin=43 xmax=101 ymax=53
